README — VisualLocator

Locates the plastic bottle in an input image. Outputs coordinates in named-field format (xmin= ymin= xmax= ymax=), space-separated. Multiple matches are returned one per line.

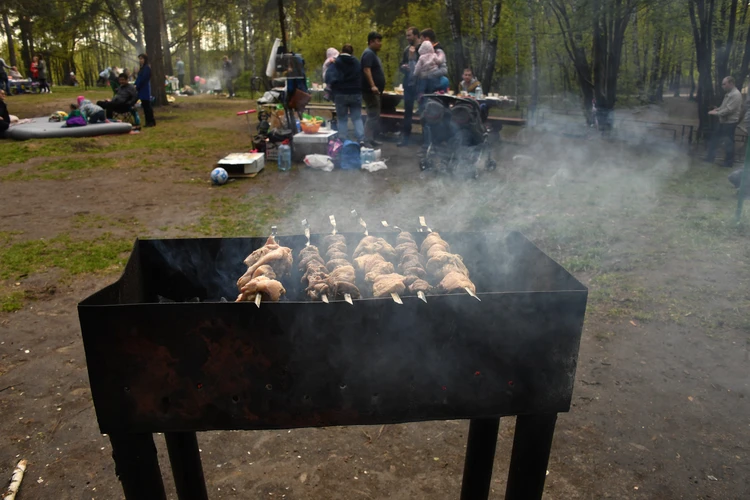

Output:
xmin=361 ymin=148 xmax=375 ymax=164
xmin=278 ymin=142 xmax=292 ymax=172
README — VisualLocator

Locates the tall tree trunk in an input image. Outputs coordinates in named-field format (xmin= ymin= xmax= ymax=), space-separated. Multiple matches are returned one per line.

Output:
xmin=689 ymin=0 xmax=717 ymax=138
xmin=187 ymin=0 xmax=195 ymax=80
xmin=444 ymin=0 xmax=467 ymax=86
xmin=514 ymin=23 xmax=520 ymax=111
xmin=18 ymin=16 xmax=33 ymax=74
xmin=480 ymin=2 xmax=502 ymax=91
xmin=632 ymin=12 xmax=641 ymax=94
xmin=242 ymin=14 xmax=249 ymax=71
xmin=2 ymin=11 xmax=17 ymax=67
xmin=689 ymin=54 xmax=696 ymax=99
xmin=673 ymin=62 xmax=682 ymax=97
xmin=142 ymin=0 xmax=168 ymax=105
xmin=527 ymin=0 xmax=539 ymax=115
xmin=159 ymin=0 xmax=172 ymax=73
xmin=715 ymin=0 xmax=738 ymax=90
xmin=648 ymin=29 xmax=663 ymax=102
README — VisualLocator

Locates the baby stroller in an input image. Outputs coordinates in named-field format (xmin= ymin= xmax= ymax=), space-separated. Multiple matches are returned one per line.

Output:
xmin=418 ymin=94 xmax=496 ymax=178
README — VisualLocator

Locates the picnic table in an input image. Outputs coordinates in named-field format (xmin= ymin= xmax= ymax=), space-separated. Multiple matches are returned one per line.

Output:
xmin=7 ymin=79 xmax=39 ymax=95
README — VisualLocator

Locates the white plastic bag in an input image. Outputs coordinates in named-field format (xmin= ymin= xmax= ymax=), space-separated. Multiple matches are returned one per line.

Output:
xmin=304 ymin=154 xmax=334 ymax=172
xmin=362 ymin=161 xmax=387 ymax=172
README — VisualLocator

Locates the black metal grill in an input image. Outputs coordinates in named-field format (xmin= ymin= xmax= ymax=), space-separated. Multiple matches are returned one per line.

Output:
xmin=78 ymin=231 xmax=587 ymax=500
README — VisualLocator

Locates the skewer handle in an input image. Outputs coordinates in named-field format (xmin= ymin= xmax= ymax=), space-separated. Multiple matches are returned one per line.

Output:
xmin=418 ymin=216 xmax=432 ymax=233
xmin=301 ymin=219 xmax=310 ymax=246
xmin=329 ymin=215 xmax=337 ymax=235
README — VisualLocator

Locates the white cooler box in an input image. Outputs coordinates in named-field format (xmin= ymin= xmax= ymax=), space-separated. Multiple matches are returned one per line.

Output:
xmin=293 ymin=129 xmax=338 ymax=162
xmin=217 ymin=153 xmax=265 ymax=176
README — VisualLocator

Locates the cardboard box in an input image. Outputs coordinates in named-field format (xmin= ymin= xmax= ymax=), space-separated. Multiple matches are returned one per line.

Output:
xmin=293 ymin=128 xmax=337 ymax=162
xmin=217 ymin=153 xmax=265 ymax=176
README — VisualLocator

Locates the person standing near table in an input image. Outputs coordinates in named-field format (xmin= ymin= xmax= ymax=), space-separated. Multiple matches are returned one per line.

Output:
xmin=30 ymin=56 xmax=39 ymax=83
xmin=175 ymin=57 xmax=185 ymax=88
xmin=0 ymin=57 xmax=11 ymax=95
xmin=222 ymin=56 xmax=235 ymax=98
xmin=398 ymin=27 xmax=420 ymax=147
xmin=0 ymin=90 xmax=10 ymax=138
xmin=326 ymin=43 xmax=365 ymax=144
xmin=136 ymin=53 xmax=156 ymax=127
xmin=705 ymin=76 xmax=742 ymax=168
xmin=361 ymin=31 xmax=385 ymax=148
xmin=37 ymin=55 xmax=50 ymax=93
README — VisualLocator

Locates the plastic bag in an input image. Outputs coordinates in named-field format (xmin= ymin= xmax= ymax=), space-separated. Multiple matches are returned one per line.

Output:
xmin=304 ymin=154 xmax=334 ymax=172
xmin=362 ymin=161 xmax=387 ymax=172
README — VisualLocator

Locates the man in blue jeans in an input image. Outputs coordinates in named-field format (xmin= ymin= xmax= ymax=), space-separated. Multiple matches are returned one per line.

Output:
xmin=326 ymin=44 xmax=365 ymax=144
xmin=398 ymin=27 xmax=420 ymax=147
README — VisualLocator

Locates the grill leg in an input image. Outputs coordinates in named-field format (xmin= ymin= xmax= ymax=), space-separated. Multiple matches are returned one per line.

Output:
xmin=109 ymin=433 xmax=166 ymax=500
xmin=505 ymin=413 xmax=558 ymax=500
xmin=459 ymin=417 xmax=501 ymax=500
xmin=165 ymin=432 xmax=209 ymax=500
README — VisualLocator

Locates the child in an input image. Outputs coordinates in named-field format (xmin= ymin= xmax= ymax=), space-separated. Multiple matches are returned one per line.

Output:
xmin=65 ymin=103 xmax=87 ymax=127
xmin=413 ymin=41 xmax=448 ymax=97
xmin=322 ymin=47 xmax=339 ymax=101
xmin=77 ymin=95 xmax=107 ymax=123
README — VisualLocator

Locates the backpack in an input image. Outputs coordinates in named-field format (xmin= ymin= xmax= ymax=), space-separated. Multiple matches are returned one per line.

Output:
xmin=339 ymin=140 xmax=361 ymax=170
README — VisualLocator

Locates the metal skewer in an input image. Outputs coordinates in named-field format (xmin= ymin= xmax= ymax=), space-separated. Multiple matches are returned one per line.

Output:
xmin=418 ymin=216 xmax=432 ymax=233
xmin=303 ymin=219 xmax=329 ymax=303
xmin=351 ymin=209 xmax=368 ymax=236
xmin=302 ymin=219 xmax=310 ymax=246
xmin=254 ymin=293 xmax=262 ymax=308
xmin=381 ymin=220 xmax=401 ymax=232
xmin=465 ymin=287 xmax=481 ymax=301
xmin=417 ymin=291 xmax=427 ymax=303
xmin=329 ymin=214 xmax=351 ymax=304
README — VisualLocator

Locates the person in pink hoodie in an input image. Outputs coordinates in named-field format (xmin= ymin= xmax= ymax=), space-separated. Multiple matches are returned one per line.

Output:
xmin=322 ymin=47 xmax=339 ymax=101
xmin=413 ymin=41 xmax=448 ymax=97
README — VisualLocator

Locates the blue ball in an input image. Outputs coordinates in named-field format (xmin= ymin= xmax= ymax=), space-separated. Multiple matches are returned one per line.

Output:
xmin=210 ymin=167 xmax=229 ymax=185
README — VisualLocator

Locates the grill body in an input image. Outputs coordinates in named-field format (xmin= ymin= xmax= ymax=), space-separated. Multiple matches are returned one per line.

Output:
xmin=78 ymin=231 xmax=587 ymax=500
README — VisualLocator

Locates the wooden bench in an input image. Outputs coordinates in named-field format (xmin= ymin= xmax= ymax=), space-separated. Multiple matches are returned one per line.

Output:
xmin=305 ymin=105 xmax=525 ymax=134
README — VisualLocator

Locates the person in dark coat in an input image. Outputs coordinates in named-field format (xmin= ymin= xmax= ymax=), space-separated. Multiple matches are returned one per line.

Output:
xmin=326 ymin=43 xmax=364 ymax=143
xmin=96 ymin=74 xmax=138 ymax=119
xmin=135 ymin=53 xmax=156 ymax=127
xmin=0 ymin=90 xmax=10 ymax=138
xmin=222 ymin=56 xmax=235 ymax=98
xmin=398 ymin=27 xmax=420 ymax=147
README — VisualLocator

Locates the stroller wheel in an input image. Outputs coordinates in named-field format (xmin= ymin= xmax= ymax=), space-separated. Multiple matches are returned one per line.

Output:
xmin=486 ymin=159 xmax=497 ymax=172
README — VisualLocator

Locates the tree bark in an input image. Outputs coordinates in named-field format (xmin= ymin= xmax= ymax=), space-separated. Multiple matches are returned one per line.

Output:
xmin=632 ymin=12 xmax=642 ymax=94
xmin=648 ymin=29 xmax=663 ymax=102
xmin=514 ymin=22 xmax=520 ymax=111
xmin=689 ymin=54 xmax=696 ymax=99
xmin=444 ymin=0 xmax=467 ymax=86
xmin=141 ymin=0 xmax=168 ymax=105
xmin=527 ymin=0 xmax=539 ymax=114
xmin=159 ymin=0 xmax=172 ymax=73
xmin=689 ymin=0 xmax=717 ymax=137
xmin=187 ymin=0 xmax=195 ymax=81
xmin=18 ymin=16 xmax=33 ymax=74
xmin=2 ymin=11 xmax=17 ymax=67
xmin=480 ymin=2 xmax=502 ymax=91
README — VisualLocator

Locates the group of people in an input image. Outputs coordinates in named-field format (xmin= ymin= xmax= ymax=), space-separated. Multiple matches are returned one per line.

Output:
xmin=322 ymin=27 xmax=485 ymax=148
xmin=0 ymin=54 xmax=51 ymax=95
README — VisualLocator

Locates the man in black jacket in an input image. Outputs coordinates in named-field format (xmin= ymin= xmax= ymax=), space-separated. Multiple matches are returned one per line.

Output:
xmin=361 ymin=32 xmax=385 ymax=148
xmin=326 ymin=44 xmax=364 ymax=143
xmin=97 ymin=74 xmax=139 ymax=119
xmin=0 ymin=90 xmax=10 ymax=138
xmin=398 ymin=27 xmax=420 ymax=147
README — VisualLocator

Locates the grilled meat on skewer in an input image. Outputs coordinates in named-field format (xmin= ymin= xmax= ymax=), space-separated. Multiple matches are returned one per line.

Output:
xmin=394 ymin=231 xmax=434 ymax=296
xmin=420 ymin=232 xmax=477 ymax=294
xmin=236 ymin=237 xmax=292 ymax=303
xmin=320 ymin=234 xmax=361 ymax=300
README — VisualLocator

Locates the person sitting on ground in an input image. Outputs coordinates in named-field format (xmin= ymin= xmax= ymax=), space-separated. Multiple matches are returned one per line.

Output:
xmin=96 ymin=73 xmax=138 ymax=120
xmin=0 ymin=90 xmax=10 ymax=138
xmin=413 ymin=40 xmax=447 ymax=97
xmin=65 ymin=103 xmax=88 ymax=126
xmin=77 ymin=96 xmax=107 ymax=124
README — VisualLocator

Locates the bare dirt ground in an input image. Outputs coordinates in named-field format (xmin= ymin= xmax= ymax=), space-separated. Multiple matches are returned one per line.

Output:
xmin=1 ymin=92 xmax=749 ymax=499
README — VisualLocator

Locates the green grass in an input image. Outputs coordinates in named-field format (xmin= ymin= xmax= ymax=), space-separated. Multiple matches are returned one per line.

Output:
xmin=0 ymin=291 xmax=24 ymax=313
xmin=180 ymin=194 xmax=295 ymax=237
xmin=0 ymin=232 xmax=132 ymax=280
